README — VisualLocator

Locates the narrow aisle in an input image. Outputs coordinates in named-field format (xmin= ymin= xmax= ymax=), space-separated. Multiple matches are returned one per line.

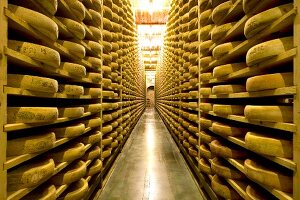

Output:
xmin=96 ymin=109 xmax=205 ymax=200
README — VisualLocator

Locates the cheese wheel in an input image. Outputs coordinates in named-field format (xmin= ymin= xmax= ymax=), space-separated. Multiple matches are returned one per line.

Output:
xmin=200 ymin=131 xmax=217 ymax=144
xmin=58 ymin=179 xmax=88 ymax=200
xmin=211 ymin=22 xmax=237 ymax=42
xmin=57 ymin=17 xmax=85 ymax=39
xmin=51 ymin=160 xmax=86 ymax=185
xmin=210 ymin=140 xmax=248 ymax=158
xmin=102 ymin=65 xmax=112 ymax=74
xmin=200 ymin=103 xmax=213 ymax=112
xmin=82 ymin=145 xmax=100 ymax=161
xmin=245 ymin=132 xmax=292 ymax=158
xmin=8 ymin=107 xmax=58 ymax=124
xmin=23 ymin=184 xmax=56 ymax=200
xmin=103 ymin=78 xmax=112 ymax=87
xmin=212 ymin=122 xmax=247 ymax=137
xmin=211 ymin=0 xmax=228 ymax=7
xmin=200 ymin=88 xmax=212 ymax=96
xmin=246 ymin=72 xmax=293 ymax=92
xmin=87 ymin=72 xmax=101 ymax=83
xmin=61 ymin=0 xmax=85 ymax=21
xmin=8 ymin=159 xmax=55 ymax=191
xmin=244 ymin=159 xmax=292 ymax=192
xmin=110 ymin=140 xmax=118 ymax=148
xmin=200 ymin=24 xmax=214 ymax=41
xmin=244 ymin=4 xmax=293 ymax=38
xmin=79 ymin=131 xmax=101 ymax=145
xmin=199 ymin=158 xmax=213 ymax=174
xmin=102 ymin=149 xmax=112 ymax=159
xmin=211 ymin=157 xmax=246 ymax=180
xmin=211 ymin=175 xmax=242 ymax=200
xmin=243 ymin=0 xmax=281 ymax=14
xmin=212 ymin=85 xmax=246 ymax=94
xmin=7 ymin=132 xmax=55 ymax=156
xmin=8 ymin=40 xmax=60 ymax=68
xmin=200 ymin=9 xmax=213 ymax=26
xmin=200 ymin=40 xmax=214 ymax=55
xmin=213 ymin=41 xmax=243 ymax=59
xmin=84 ymin=103 xmax=102 ymax=113
xmin=244 ymin=105 xmax=293 ymax=122
xmin=58 ymin=107 xmax=84 ymax=118
xmin=246 ymin=37 xmax=294 ymax=66
xmin=88 ymin=26 xmax=101 ymax=40
xmin=245 ymin=185 xmax=274 ymax=200
xmin=8 ymin=74 xmax=58 ymax=93
xmin=89 ymin=9 xmax=101 ymax=26
xmin=103 ymin=30 xmax=113 ymax=42
xmin=84 ymin=88 xmax=101 ymax=96
xmin=55 ymin=123 xmax=85 ymax=138
xmin=200 ymin=56 xmax=213 ymax=70
xmin=200 ymin=144 xmax=213 ymax=159
xmin=212 ymin=1 xmax=232 ymax=24
xmin=188 ymin=136 xmax=198 ymax=146
xmin=58 ymin=40 xmax=85 ymax=59
xmin=85 ymin=118 xmax=101 ymax=128
xmin=213 ymin=63 xmax=246 ymax=78
xmin=189 ymin=147 xmax=198 ymax=157
xmin=84 ymin=40 xmax=101 ymax=54
xmin=200 ymin=118 xmax=213 ymax=128
xmin=60 ymin=62 xmax=86 ymax=77
xmin=213 ymin=104 xmax=245 ymax=115
xmin=102 ymin=137 xmax=113 ymax=146
xmin=103 ymin=18 xmax=113 ymax=31
xmin=8 ymin=4 xmax=58 ymax=41
xmin=86 ymin=159 xmax=102 ymax=176
xmin=48 ymin=143 xmax=85 ymax=162
xmin=58 ymin=84 xmax=84 ymax=96
xmin=200 ymin=73 xmax=213 ymax=82
xmin=116 ymin=135 xmax=123 ymax=142
xmin=183 ymin=140 xmax=190 ymax=149
xmin=200 ymin=0 xmax=211 ymax=11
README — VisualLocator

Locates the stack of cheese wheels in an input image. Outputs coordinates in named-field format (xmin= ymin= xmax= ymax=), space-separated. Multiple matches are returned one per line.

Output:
xmin=7 ymin=132 xmax=56 ymax=156
xmin=211 ymin=157 xmax=246 ymax=180
xmin=58 ymin=178 xmax=88 ymax=200
xmin=245 ymin=132 xmax=292 ymax=158
xmin=8 ymin=158 xmax=55 ymax=191
xmin=22 ymin=184 xmax=57 ymax=200
xmin=47 ymin=142 xmax=85 ymax=163
xmin=210 ymin=139 xmax=248 ymax=158
xmin=244 ymin=159 xmax=292 ymax=192
xmin=211 ymin=175 xmax=242 ymax=200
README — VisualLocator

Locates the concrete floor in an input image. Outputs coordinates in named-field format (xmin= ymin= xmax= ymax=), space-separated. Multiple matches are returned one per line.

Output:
xmin=96 ymin=109 xmax=205 ymax=200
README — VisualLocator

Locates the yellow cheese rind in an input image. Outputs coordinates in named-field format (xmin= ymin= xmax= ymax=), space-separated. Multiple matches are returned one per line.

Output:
xmin=82 ymin=145 xmax=100 ymax=161
xmin=211 ymin=22 xmax=236 ymax=42
xmin=199 ymin=158 xmax=213 ymax=175
xmin=58 ymin=85 xmax=84 ymax=96
xmin=84 ymin=88 xmax=101 ymax=96
xmin=55 ymin=123 xmax=85 ymax=138
xmin=244 ymin=159 xmax=292 ymax=192
xmin=59 ymin=179 xmax=88 ymax=200
xmin=200 ymin=144 xmax=213 ymax=159
xmin=48 ymin=143 xmax=85 ymax=163
xmin=84 ymin=104 xmax=102 ymax=113
xmin=102 ymin=137 xmax=113 ymax=146
xmin=8 ymin=107 xmax=58 ymax=124
xmin=86 ymin=159 xmax=102 ymax=176
xmin=84 ymin=40 xmax=102 ymax=54
xmin=63 ymin=0 xmax=85 ymax=21
xmin=57 ymin=17 xmax=85 ymax=39
xmin=245 ymin=132 xmax=292 ymax=158
xmin=246 ymin=37 xmax=294 ymax=66
xmin=58 ymin=107 xmax=84 ymax=118
xmin=87 ymin=73 xmax=101 ymax=83
xmin=8 ymin=40 xmax=60 ymax=68
xmin=102 ymin=149 xmax=112 ymax=159
xmin=211 ymin=175 xmax=242 ymax=200
xmin=212 ymin=85 xmax=246 ymax=94
xmin=212 ymin=1 xmax=232 ymax=24
xmin=7 ymin=132 xmax=55 ymax=156
xmin=210 ymin=140 xmax=248 ymax=159
xmin=244 ymin=4 xmax=293 ymax=38
xmin=200 ymin=118 xmax=212 ymax=129
xmin=200 ymin=103 xmax=213 ymax=112
xmin=200 ymin=88 xmax=212 ymax=96
xmin=8 ymin=4 xmax=58 ymax=41
xmin=8 ymin=74 xmax=58 ymax=93
xmin=86 ymin=57 xmax=102 ymax=68
xmin=213 ymin=63 xmax=246 ymax=78
xmin=200 ymin=24 xmax=214 ymax=41
xmin=58 ymin=40 xmax=86 ymax=59
xmin=244 ymin=105 xmax=293 ymax=122
xmin=61 ymin=62 xmax=86 ymax=77
xmin=213 ymin=41 xmax=243 ymax=59
xmin=212 ymin=122 xmax=247 ymax=137
xmin=213 ymin=104 xmax=245 ymax=115
xmin=245 ymin=185 xmax=273 ymax=200
xmin=246 ymin=72 xmax=293 ymax=92
xmin=8 ymin=159 xmax=55 ymax=191
xmin=79 ymin=131 xmax=101 ymax=145
xmin=211 ymin=157 xmax=246 ymax=180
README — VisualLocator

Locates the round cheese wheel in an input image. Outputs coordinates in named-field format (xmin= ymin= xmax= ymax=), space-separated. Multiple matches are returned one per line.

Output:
xmin=102 ymin=137 xmax=113 ymax=146
xmin=200 ymin=88 xmax=212 ymax=96
xmin=58 ymin=179 xmax=88 ymax=200
xmin=110 ymin=140 xmax=119 ymax=148
xmin=210 ymin=140 xmax=248 ymax=158
xmin=51 ymin=160 xmax=86 ymax=185
xmin=200 ymin=40 xmax=214 ymax=55
xmin=212 ymin=122 xmax=247 ymax=137
xmin=7 ymin=107 xmax=58 ymax=124
xmin=103 ymin=18 xmax=113 ymax=31
xmin=244 ymin=159 xmax=292 ymax=192
xmin=86 ymin=159 xmax=102 ymax=176
xmin=200 ymin=144 xmax=213 ymax=159
xmin=212 ymin=1 xmax=232 ymax=24
xmin=200 ymin=9 xmax=213 ymax=26
xmin=200 ymin=103 xmax=213 ymax=112
xmin=88 ymin=26 xmax=101 ymax=40
xmin=246 ymin=37 xmax=293 ymax=66
xmin=200 ymin=24 xmax=214 ymax=41
xmin=211 ymin=175 xmax=242 ymax=200
xmin=48 ymin=143 xmax=85 ymax=162
xmin=211 ymin=157 xmax=246 ymax=180
xmin=200 ymin=131 xmax=217 ymax=144
xmin=82 ymin=145 xmax=100 ymax=161
xmin=212 ymin=85 xmax=246 ymax=94
xmin=213 ymin=41 xmax=243 ymax=59
xmin=200 ymin=56 xmax=213 ymax=70
xmin=23 ymin=184 xmax=56 ymax=200
xmin=199 ymin=158 xmax=213 ymax=174
xmin=244 ymin=4 xmax=293 ymax=38
xmin=7 ymin=132 xmax=55 ymax=156
xmin=200 ymin=118 xmax=213 ymax=129
xmin=55 ymin=123 xmax=85 ymax=138
xmin=84 ymin=40 xmax=102 ymax=54
xmin=85 ymin=118 xmax=101 ymax=128
xmin=58 ymin=107 xmax=84 ymax=118
xmin=89 ymin=9 xmax=101 ymax=26
xmin=84 ymin=103 xmax=102 ymax=113
xmin=62 ymin=0 xmax=85 ymax=21
xmin=61 ymin=62 xmax=86 ymax=77
xmin=116 ymin=135 xmax=123 ymax=142
xmin=245 ymin=132 xmax=292 ymax=158
xmin=79 ymin=131 xmax=101 ymax=145
xmin=8 ymin=40 xmax=60 ymax=68
xmin=245 ymin=185 xmax=274 ymax=200
xmin=246 ymin=72 xmax=293 ymax=92
xmin=8 ymin=4 xmax=58 ymax=41
xmin=102 ymin=148 xmax=112 ymax=159
xmin=84 ymin=88 xmax=101 ymax=96
xmin=8 ymin=74 xmax=58 ymax=93
xmin=8 ymin=158 xmax=55 ymax=191
xmin=244 ymin=105 xmax=293 ymax=122
xmin=58 ymin=85 xmax=84 ymax=96
xmin=200 ymin=73 xmax=213 ymax=82
xmin=188 ymin=136 xmax=198 ymax=146
xmin=189 ymin=147 xmax=198 ymax=157
xmin=242 ymin=0 xmax=281 ymax=14
xmin=57 ymin=17 xmax=85 ymax=39
xmin=213 ymin=63 xmax=246 ymax=78
xmin=213 ymin=104 xmax=245 ymax=115
xmin=87 ymin=72 xmax=101 ymax=83
xmin=211 ymin=22 xmax=237 ymax=43
xmin=58 ymin=40 xmax=85 ymax=59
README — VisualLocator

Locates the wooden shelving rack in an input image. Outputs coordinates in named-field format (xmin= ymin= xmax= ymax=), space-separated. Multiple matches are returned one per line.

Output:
xmin=0 ymin=0 xmax=146 ymax=199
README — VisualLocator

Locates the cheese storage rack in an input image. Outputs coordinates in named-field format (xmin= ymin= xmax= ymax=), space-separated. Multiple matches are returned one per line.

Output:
xmin=156 ymin=0 xmax=300 ymax=199
xmin=0 ymin=0 xmax=146 ymax=199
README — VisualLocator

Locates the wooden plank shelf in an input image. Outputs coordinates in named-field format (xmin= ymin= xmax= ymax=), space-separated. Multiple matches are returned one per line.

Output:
xmin=4 ymin=112 xmax=93 ymax=132
xmin=55 ymin=185 xmax=68 ymax=198
xmin=226 ymin=179 xmax=248 ymax=199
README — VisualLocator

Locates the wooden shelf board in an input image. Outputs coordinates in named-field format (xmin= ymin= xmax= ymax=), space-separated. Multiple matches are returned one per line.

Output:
xmin=226 ymin=179 xmax=247 ymax=199
xmin=55 ymin=185 xmax=68 ymax=198
xmin=4 ymin=112 xmax=93 ymax=132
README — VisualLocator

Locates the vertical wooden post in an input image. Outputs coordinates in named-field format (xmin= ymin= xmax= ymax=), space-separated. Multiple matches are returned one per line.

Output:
xmin=293 ymin=1 xmax=300 ymax=199
xmin=0 ymin=1 xmax=7 ymax=199
xmin=198 ymin=0 xmax=201 ymax=166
